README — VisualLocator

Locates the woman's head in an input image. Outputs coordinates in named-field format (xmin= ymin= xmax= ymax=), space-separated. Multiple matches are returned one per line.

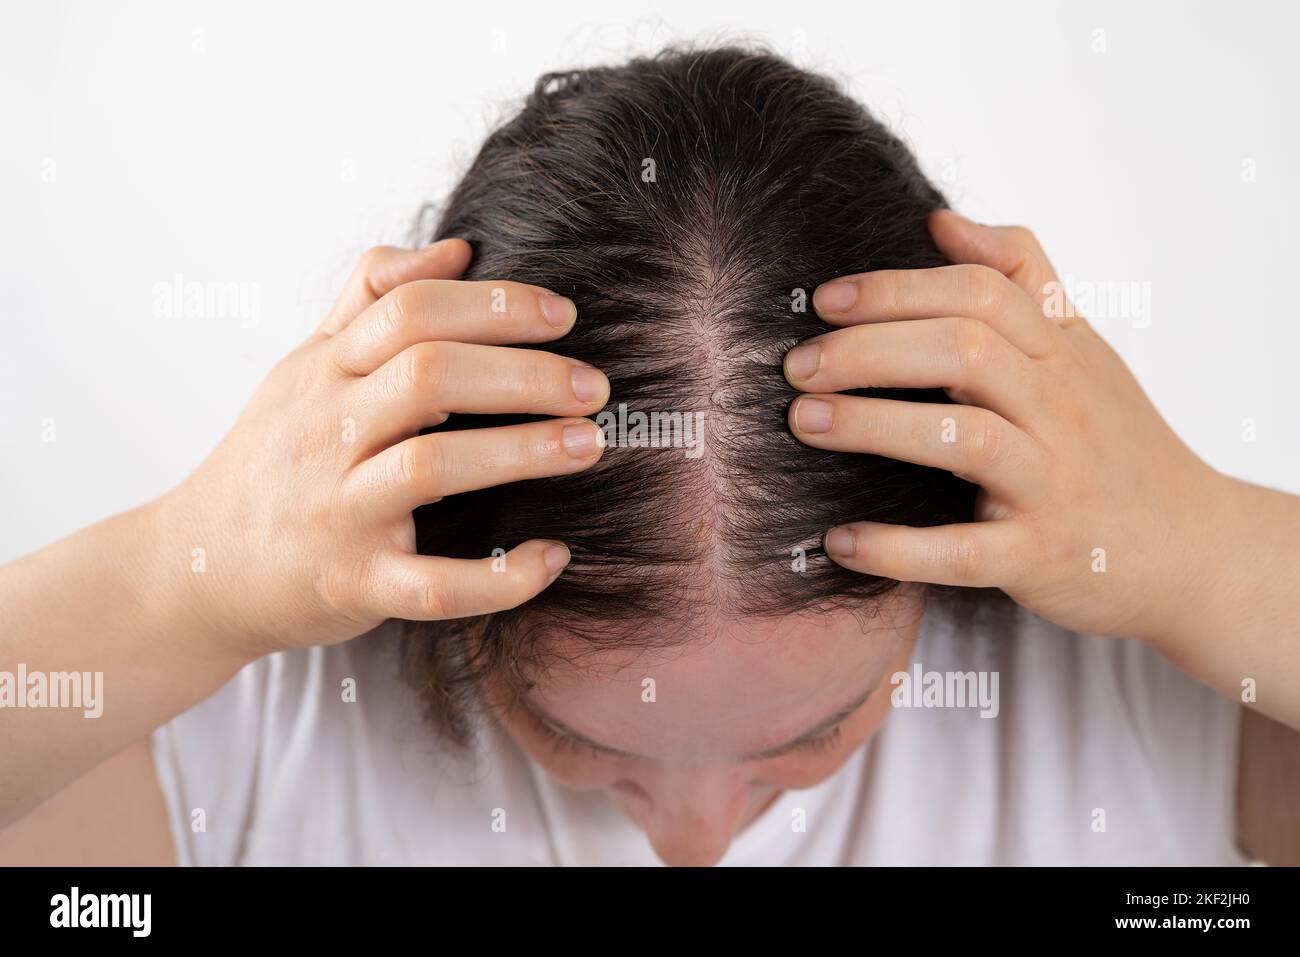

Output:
xmin=401 ymin=44 xmax=977 ymax=863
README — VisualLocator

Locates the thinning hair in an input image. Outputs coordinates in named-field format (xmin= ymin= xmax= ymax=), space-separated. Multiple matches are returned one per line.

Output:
xmin=400 ymin=44 xmax=979 ymax=745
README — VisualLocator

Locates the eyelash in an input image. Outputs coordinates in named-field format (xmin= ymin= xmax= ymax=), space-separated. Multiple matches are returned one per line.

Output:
xmin=790 ymin=724 xmax=843 ymax=756
xmin=530 ymin=715 xmax=845 ymax=760
xmin=532 ymin=716 xmax=617 ymax=759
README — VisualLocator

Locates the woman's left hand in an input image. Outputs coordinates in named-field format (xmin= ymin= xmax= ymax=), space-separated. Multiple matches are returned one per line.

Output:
xmin=783 ymin=209 xmax=1230 ymax=644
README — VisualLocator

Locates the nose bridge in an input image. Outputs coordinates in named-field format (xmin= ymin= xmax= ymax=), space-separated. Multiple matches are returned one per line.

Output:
xmin=639 ymin=762 xmax=752 ymax=865
xmin=663 ymin=760 xmax=743 ymax=806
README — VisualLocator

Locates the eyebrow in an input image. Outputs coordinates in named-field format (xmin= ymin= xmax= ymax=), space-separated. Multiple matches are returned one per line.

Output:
xmin=517 ymin=682 xmax=877 ymax=762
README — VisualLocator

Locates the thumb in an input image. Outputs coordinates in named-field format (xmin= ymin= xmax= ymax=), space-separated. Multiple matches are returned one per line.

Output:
xmin=315 ymin=238 xmax=474 ymax=338
xmin=928 ymin=209 xmax=1060 ymax=307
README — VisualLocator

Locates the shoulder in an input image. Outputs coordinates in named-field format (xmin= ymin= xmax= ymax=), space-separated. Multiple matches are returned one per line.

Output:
xmin=150 ymin=623 xmax=450 ymax=864
xmin=151 ymin=622 xmax=560 ymax=865
xmin=884 ymin=592 xmax=1245 ymax=864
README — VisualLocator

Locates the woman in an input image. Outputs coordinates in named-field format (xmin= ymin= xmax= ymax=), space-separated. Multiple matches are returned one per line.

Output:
xmin=1 ymin=46 xmax=1297 ymax=866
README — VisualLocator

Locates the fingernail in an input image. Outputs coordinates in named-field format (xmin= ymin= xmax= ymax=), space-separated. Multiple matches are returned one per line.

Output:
xmin=570 ymin=365 xmax=608 ymax=403
xmin=814 ymin=281 xmax=856 ymax=313
xmin=785 ymin=342 xmax=821 ymax=381
xmin=825 ymin=527 xmax=856 ymax=558
xmin=794 ymin=397 xmax=834 ymax=433
xmin=540 ymin=294 xmax=577 ymax=329
xmin=563 ymin=422 xmax=602 ymax=458
xmin=543 ymin=543 xmax=571 ymax=576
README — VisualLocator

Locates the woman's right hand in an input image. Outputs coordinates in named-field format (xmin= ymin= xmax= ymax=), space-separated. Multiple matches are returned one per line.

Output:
xmin=159 ymin=238 xmax=609 ymax=659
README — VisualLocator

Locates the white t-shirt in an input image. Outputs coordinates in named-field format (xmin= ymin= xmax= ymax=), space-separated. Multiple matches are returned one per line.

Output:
xmin=150 ymin=597 xmax=1246 ymax=866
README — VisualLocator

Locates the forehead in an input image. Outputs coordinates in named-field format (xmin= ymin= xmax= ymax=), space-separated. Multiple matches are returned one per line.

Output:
xmin=517 ymin=599 xmax=921 ymax=759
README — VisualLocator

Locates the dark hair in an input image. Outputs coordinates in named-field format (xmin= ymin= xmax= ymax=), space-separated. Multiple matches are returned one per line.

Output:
xmin=400 ymin=44 xmax=978 ymax=746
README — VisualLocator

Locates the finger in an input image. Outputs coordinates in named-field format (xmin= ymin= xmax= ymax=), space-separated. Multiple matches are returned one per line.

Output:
xmin=331 ymin=279 xmax=578 ymax=376
xmin=927 ymin=210 xmax=1080 ymax=328
xmin=927 ymin=209 xmax=1058 ymax=299
xmin=347 ymin=417 xmax=606 ymax=521
xmin=316 ymin=239 xmax=473 ymax=338
xmin=366 ymin=539 xmax=572 ymax=621
xmin=822 ymin=520 xmax=1031 ymax=588
xmin=783 ymin=317 xmax=1042 ymax=428
xmin=811 ymin=264 xmax=1058 ymax=359
xmin=347 ymin=342 xmax=610 ymax=454
xmin=789 ymin=395 xmax=1044 ymax=503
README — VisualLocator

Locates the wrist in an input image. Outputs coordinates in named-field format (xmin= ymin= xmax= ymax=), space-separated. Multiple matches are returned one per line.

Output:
xmin=143 ymin=487 xmax=265 ymax=672
xmin=1135 ymin=465 xmax=1251 ymax=654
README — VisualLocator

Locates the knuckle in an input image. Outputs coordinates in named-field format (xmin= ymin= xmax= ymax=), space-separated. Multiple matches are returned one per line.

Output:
xmin=963 ymin=264 xmax=1009 ymax=315
xmin=405 ymin=341 xmax=449 ymax=394
xmin=421 ymin=578 xmax=450 ymax=620
xmin=962 ymin=411 xmax=1008 ymax=470
xmin=504 ymin=354 xmax=552 ymax=408
xmin=1006 ymin=225 xmax=1038 ymax=249
xmin=948 ymin=317 xmax=997 ymax=378
xmin=943 ymin=532 xmax=985 ymax=582
xmin=394 ymin=437 xmax=440 ymax=490
xmin=358 ymin=245 xmax=394 ymax=275
xmin=390 ymin=441 xmax=422 ymax=489
xmin=384 ymin=283 xmax=421 ymax=334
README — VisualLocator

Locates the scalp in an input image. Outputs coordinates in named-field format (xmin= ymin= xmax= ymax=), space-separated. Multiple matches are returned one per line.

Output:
xmin=400 ymin=44 xmax=979 ymax=744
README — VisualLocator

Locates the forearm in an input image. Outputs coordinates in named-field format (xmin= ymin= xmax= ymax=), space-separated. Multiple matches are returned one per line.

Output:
xmin=1146 ymin=475 xmax=1300 ymax=730
xmin=0 ymin=498 xmax=256 ymax=829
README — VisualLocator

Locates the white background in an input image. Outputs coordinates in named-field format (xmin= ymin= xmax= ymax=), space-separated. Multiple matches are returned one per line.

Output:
xmin=1 ymin=0 xmax=1296 ymax=561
